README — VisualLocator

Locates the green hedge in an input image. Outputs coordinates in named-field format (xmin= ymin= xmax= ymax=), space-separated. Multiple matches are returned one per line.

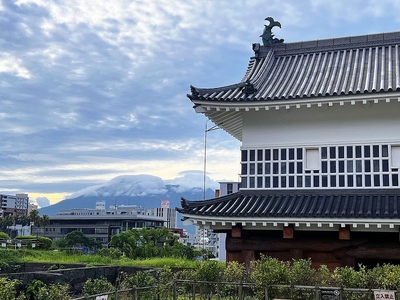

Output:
xmin=14 ymin=236 xmax=52 ymax=250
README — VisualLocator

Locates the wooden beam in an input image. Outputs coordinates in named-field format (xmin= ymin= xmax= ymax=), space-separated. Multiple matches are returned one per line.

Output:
xmin=283 ymin=224 xmax=294 ymax=239
xmin=341 ymin=255 xmax=356 ymax=268
xmin=226 ymin=236 xmax=365 ymax=252
xmin=231 ymin=225 xmax=242 ymax=238
xmin=339 ymin=226 xmax=350 ymax=240
xmin=290 ymin=248 xmax=303 ymax=259
xmin=345 ymin=244 xmax=400 ymax=259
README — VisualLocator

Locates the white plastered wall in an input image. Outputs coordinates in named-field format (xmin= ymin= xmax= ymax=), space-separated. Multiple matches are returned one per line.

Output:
xmin=242 ymin=101 xmax=400 ymax=148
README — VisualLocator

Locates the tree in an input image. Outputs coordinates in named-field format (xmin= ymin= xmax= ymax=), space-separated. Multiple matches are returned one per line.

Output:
xmin=1 ymin=215 xmax=15 ymax=237
xmin=110 ymin=227 xmax=184 ymax=259
xmin=28 ymin=210 xmax=40 ymax=227
xmin=39 ymin=215 xmax=50 ymax=236
xmin=63 ymin=230 xmax=101 ymax=251
xmin=28 ymin=211 xmax=50 ymax=237
xmin=15 ymin=215 xmax=28 ymax=227
xmin=65 ymin=230 xmax=89 ymax=247
xmin=13 ymin=215 xmax=28 ymax=236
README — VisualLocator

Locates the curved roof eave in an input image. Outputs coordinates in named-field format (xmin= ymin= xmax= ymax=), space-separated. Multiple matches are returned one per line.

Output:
xmin=191 ymin=92 xmax=400 ymax=142
xmin=188 ymin=30 xmax=400 ymax=140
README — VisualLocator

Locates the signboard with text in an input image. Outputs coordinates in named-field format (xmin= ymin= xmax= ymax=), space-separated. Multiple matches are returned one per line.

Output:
xmin=374 ymin=290 xmax=395 ymax=299
xmin=321 ymin=288 xmax=340 ymax=300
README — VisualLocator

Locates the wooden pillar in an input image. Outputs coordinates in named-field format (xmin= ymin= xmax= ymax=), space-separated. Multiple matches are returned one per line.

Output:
xmin=339 ymin=226 xmax=350 ymax=240
xmin=242 ymin=250 xmax=255 ymax=271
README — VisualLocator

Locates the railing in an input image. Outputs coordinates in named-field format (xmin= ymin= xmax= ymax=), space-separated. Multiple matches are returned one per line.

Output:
xmin=72 ymin=281 xmax=400 ymax=300
xmin=73 ymin=285 xmax=156 ymax=300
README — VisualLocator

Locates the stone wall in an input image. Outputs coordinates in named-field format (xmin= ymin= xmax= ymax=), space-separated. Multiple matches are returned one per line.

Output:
xmin=1 ymin=263 xmax=154 ymax=294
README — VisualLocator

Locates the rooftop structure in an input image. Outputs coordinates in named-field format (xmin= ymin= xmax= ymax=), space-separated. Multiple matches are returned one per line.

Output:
xmin=39 ymin=202 xmax=165 ymax=247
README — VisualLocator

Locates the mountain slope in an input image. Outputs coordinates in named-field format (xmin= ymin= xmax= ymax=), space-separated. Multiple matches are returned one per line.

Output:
xmin=39 ymin=174 xmax=217 ymax=216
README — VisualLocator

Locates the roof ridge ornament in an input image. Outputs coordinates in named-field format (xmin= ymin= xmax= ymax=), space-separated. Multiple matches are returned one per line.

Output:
xmin=243 ymin=79 xmax=256 ymax=96
xmin=187 ymin=85 xmax=200 ymax=100
xmin=260 ymin=17 xmax=284 ymax=46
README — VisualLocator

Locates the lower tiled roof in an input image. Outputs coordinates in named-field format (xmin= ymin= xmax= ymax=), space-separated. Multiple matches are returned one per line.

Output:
xmin=178 ymin=189 xmax=400 ymax=219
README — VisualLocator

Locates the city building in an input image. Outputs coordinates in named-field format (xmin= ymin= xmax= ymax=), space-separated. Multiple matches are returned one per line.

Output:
xmin=217 ymin=181 xmax=240 ymax=261
xmin=179 ymin=21 xmax=400 ymax=269
xmin=146 ymin=200 xmax=177 ymax=229
xmin=0 ymin=193 xmax=29 ymax=217
xmin=193 ymin=182 xmax=241 ymax=259
xmin=38 ymin=202 xmax=165 ymax=247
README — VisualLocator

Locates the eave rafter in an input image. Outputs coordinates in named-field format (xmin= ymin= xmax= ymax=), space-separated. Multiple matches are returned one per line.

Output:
xmin=182 ymin=214 xmax=400 ymax=233
xmin=193 ymin=94 xmax=400 ymax=141
xmin=195 ymin=94 xmax=400 ymax=113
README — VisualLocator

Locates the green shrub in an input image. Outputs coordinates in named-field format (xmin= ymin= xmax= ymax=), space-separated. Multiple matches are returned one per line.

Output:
xmin=195 ymin=260 xmax=222 ymax=282
xmin=119 ymin=270 xmax=157 ymax=288
xmin=36 ymin=283 xmax=71 ymax=300
xmin=174 ymin=268 xmax=196 ymax=294
xmin=250 ymin=255 xmax=290 ymax=286
xmin=0 ymin=262 xmax=10 ymax=273
xmin=332 ymin=265 xmax=368 ymax=288
xmin=223 ymin=261 xmax=247 ymax=282
xmin=14 ymin=236 xmax=52 ymax=250
xmin=289 ymin=258 xmax=316 ymax=285
xmin=368 ymin=264 xmax=400 ymax=290
xmin=157 ymin=266 xmax=174 ymax=299
xmin=83 ymin=276 xmax=114 ymax=297
xmin=36 ymin=237 xmax=52 ymax=249
xmin=47 ymin=264 xmax=64 ymax=271
xmin=315 ymin=264 xmax=334 ymax=286
xmin=0 ymin=249 xmax=22 ymax=262
xmin=249 ymin=255 xmax=290 ymax=299
xmin=0 ymin=232 xmax=10 ymax=240
xmin=99 ymin=247 xmax=122 ymax=259
xmin=194 ymin=261 xmax=223 ymax=300
xmin=25 ymin=279 xmax=45 ymax=300
xmin=118 ymin=271 xmax=156 ymax=300
xmin=222 ymin=261 xmax=247 ymax=299
xmin=0 ymin=277 xmax=25 ymax=300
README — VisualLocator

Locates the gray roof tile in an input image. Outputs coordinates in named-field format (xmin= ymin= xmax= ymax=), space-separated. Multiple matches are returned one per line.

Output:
xmin=188 ymin=31 xmax=400 ymax=103
xmin=178 ymin=189 xmax=400 ymax=220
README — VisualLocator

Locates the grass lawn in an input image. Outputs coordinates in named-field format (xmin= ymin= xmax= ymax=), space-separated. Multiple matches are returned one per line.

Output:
xmin=0 ymin=248 xmax=216 ymax=268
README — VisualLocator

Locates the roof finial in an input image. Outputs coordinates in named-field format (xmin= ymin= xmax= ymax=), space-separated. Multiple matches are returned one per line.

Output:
xmin=243 ymin=79 xmax=256 ymax=96
xmin=260 ymin=17 xmax=284 ymax=46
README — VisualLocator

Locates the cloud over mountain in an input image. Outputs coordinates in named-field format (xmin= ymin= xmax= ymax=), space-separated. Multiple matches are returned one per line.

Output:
xmin=67 ymin=174 xmax=168 ymax=199
xmin=39 ymin=171 xmax=218 ymax=215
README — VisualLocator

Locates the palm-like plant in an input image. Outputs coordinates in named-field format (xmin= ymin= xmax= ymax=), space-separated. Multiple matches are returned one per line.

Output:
xmin=28 ymin=210 xmax=40 ymax=227
xmin=28 ymin=210 xmax=50 ymax=237
xmin=40 ymin=215 xmax=50 ymax=237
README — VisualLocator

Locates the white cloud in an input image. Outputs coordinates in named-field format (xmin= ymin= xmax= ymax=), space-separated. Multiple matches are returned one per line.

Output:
xmin=0 ymin=52 xmax=31 ymax=78
xmin=67 ymin=174 xmax=168 ymax=198
xmin=1 ymin=0 xmax=400 ymax=198
xmin=167 ymin=170 xmax=219 ymax=192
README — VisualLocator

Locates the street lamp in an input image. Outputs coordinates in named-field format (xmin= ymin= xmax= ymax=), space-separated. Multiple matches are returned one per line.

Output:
xmin=201 ymin=120 xmax=222 ymax=251
xmin=203 ymin=120 xmax=222 ymax=200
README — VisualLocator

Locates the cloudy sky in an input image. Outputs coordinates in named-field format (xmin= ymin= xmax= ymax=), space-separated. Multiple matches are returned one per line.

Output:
xmin=2 ymin=0 xmax=400 ymax=205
